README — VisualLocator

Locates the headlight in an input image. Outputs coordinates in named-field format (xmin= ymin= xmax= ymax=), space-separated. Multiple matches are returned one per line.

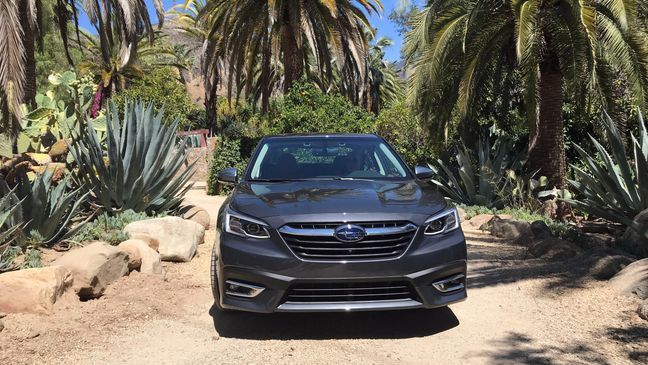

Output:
xmin=224 ymin=209 xmax=271 ymax=239
xmin=424 ymin=208 xmax=460 ymax=235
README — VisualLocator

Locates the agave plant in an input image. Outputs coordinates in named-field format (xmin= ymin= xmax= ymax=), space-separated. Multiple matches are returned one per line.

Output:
xmin=0 ymin=183 xmax=23 ymax=248
xmin=567 ymin=111 xmax=648 ymax=232
xmin=70 ymin=101 xmax=197 ymax=215
xmin=430 ymin=132 xmax=525 ymax=208
xmin=9 ymin=169 xmax=89 ymax=247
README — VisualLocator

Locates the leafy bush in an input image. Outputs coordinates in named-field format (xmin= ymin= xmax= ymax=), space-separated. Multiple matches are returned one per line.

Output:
xmin=207 ymin=138 xmax=254 ymax=195
xmin=71 ymin=210 xmax=155 ymax=245
xmin=70 ymin=101 xmax=197 ymax=215
xmin=567 ymin=111 xmax=648 ymax=235
xmin=431 ymin=131 xmax=530 ymax=208
xmin=112 ymin=68 xmax=198 ymax=130
xmin=374 ymin=101 xmax=435 ymax=166
xmin=269 ymin=81 xmax=374 ymax=134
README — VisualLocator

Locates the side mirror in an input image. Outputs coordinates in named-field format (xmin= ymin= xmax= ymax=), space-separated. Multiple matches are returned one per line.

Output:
xmin=414 ymin=166 xmax=434 ymax=180
xmin=217 ymin=167 xmax=238 ymax=185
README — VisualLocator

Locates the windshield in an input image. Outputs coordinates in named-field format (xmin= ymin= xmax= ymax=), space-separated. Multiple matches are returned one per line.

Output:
xmin=247 ymin=137 xmax=410 ymax=181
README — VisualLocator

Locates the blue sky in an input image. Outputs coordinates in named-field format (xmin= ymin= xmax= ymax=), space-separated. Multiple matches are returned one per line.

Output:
xmin=76 ymin=0 xmax=415 ymax=62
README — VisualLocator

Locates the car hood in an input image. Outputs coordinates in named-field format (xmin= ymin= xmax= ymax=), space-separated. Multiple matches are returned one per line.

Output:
xmin=228 ymin=180 xmax=447 ymax=225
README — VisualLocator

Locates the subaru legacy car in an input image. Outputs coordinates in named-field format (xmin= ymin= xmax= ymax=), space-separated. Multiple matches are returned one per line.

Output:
xmin=212 ymin=134 xmax=467 ymax=312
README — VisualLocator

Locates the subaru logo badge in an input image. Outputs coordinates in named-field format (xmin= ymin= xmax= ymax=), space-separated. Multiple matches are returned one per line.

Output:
xmin=334 ymin=224 xmax=366 ymax=242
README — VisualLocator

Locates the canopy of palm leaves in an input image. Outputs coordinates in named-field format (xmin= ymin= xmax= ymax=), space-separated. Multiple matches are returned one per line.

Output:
xmin=405 ymin=0 xmax=648 ymax=189
xmin=406 ymin=0 xmax=648 ymax=131
xmin=199 ymin=0 xmax=383 ymax=112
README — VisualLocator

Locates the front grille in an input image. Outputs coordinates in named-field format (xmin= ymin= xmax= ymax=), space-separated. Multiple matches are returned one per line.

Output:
xmin=279 ymin=221 xmax=417 ymax=261
xmin=284 ymin=281 xmax=418 ymax=303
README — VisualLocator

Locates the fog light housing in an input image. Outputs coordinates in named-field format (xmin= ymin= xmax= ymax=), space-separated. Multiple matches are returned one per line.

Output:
xmin=432 ymin=274 xmax=465 ymax=293
xmin=225 ymin=280 xmax=265 ymax=298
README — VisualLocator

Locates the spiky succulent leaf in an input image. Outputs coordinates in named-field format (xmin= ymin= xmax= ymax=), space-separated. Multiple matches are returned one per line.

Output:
xmin=69 ymin=101 xmax=196 ymax=215
xmin=566 ymin=110 xmax=648 ymax=229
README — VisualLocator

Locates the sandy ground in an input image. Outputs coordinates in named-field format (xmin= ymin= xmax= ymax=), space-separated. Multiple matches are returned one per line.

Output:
xmin=1 ymin=199 xmax=646 ymax=364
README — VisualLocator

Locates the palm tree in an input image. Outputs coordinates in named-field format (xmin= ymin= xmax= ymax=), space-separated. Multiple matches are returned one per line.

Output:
xmin=365 ymin=36 xmax=404 ymax=114
xmin=405 ymin=0 xmax=648 ymax=197
xmin=168 ymin=0 xmax=221 ymax=128
xmin=200 ymin=0 xmax=383 ymax=112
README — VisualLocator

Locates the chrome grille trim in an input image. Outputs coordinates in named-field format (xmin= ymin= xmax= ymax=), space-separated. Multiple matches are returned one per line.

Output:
xmin=278 ymin=221 xmax=418 ymax=261
xmin=283 ymin=281 xmax=419 ymax=304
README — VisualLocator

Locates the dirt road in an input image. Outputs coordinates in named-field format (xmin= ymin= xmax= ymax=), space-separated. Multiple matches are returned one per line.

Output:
xmin=1 ymin=227 xmax=646 ymax=365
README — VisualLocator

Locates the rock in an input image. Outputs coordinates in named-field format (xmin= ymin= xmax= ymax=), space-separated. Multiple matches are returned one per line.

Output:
xmin=117 ymin=241 xmax=142 ymax=271
xmin=52 ymin=242 xmax=129 ymax=299
xmin=530 ymin=220 xmax=553 ymax=239
xmin=528 ymin=238 xmax=582 ymax=260
xmin=638 ymin=300 xmax=648 ymax=321
xmin=0 ymin=266 xmax=75 ymax=314
xmin=48 ymin=139 xmax=69 ymax=161
xmin=179 ymin=205 xmax=211 ymax=229
xmin=119 ymin=239 xmax=164 ymax=276
xmin=456 ymin=207 xmax=467 ymax=222
xmin=466 ymin=214 xmax=494 ymax=229
xmin=124 ymin=217 xmax=205 ymax=262
xmin=126 ymin=233 xmax=160 ymax=252
xmin=25 ymin=153 xmax=51 ymax=165
xmin=621 ymin=209 xmax=648 ymax=257
xmin=483 ymin=217 xmax=533 ymax=244
xmin=589 ymin=255 xmax=635 ymax=280
xmin=609 ymin=258 xmax=648 ymax=299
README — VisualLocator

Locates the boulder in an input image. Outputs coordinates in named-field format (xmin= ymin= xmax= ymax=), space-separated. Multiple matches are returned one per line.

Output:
xmin=179 ymin=205 xmax=211 ymax=229
xmin=0 ymin=266 xmax=75 ymax=314
xmin=124 ymin=217 xmax=205 ymax=262
xmin=52 ymin=242 xmax=129 ymax=299
xmin=530 ymin=220 xmax=553 ymax=239
xmin=126 ymin=233 xmax=160 ymax=252
xmin=621 ymin=209 xmax=648 ymax=257
xmin=484 ymin=217 xmax=533 ymax=244
xmin=528 ymin=238 xmax=582 ymax=260
xmin=117 ymin=241 xmax=142 ymax=271
xmin=119 ymin=239 xmax=164 ymax=276
xmin=638 ymin=300 xmax=648 ymax=321
xmin=609 ymin=258 xmax=648 ymax=299
xmin=589 ymin=255 xmax=635 ymax=280
xmin=466 ymin=214 xmax=494 ymax=229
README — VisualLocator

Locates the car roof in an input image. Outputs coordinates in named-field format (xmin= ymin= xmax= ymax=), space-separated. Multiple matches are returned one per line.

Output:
xmin=262 ymin=133 xmax=381 ymax=141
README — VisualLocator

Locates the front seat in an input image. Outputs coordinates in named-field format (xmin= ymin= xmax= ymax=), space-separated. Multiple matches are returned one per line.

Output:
xmin=275 ymin=153 xmax=298 ymax=178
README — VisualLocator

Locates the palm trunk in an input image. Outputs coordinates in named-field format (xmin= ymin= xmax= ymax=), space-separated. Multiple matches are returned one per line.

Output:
xmin=19 ymin=0 xmax=36 ymax=107
xmin=529 ymin=56 xmax=566 ymax=191
xmin=281 ymin=20 xmax=304 ymax=93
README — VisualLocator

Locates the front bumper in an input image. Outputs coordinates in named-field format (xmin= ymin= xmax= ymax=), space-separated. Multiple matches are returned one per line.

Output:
xmin=214 ymin=228 xmax=467 ymax=313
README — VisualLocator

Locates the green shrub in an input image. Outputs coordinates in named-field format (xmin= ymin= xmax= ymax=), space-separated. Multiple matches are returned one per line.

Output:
xmin=112 ymin=68 xmax=198 ymax=130
xmin=207 ymin=138 xmax=253 ymax=195
xmin=70 ymin=101 xmax=197 ymax=215
xmin=71 ymin=210 xmax=155 ymax=245
xmin=269 ymin=81 xmax=374 ymax=134
xmin=374 ymin=101 xmax=435 ymax=166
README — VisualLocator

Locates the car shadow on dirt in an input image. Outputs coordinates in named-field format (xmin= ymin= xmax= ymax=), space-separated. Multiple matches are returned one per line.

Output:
xmin=210 ymin=306 xmax=459 ymax=340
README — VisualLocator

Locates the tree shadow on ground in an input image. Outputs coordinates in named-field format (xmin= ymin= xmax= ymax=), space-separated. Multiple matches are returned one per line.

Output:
xmin=211 ymin=306 xmax=459 ymax=340
xmin=473 ymin=332 xmax=614 ymax=365
xmin=606 ymin=325 xmax=648 ymax=363
xmin=467 ymin=242 xmax=611 ymax=292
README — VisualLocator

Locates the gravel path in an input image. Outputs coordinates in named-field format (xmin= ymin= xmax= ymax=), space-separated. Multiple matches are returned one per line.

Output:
xmin=1 ymin=224 xmax=646 ymax=364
